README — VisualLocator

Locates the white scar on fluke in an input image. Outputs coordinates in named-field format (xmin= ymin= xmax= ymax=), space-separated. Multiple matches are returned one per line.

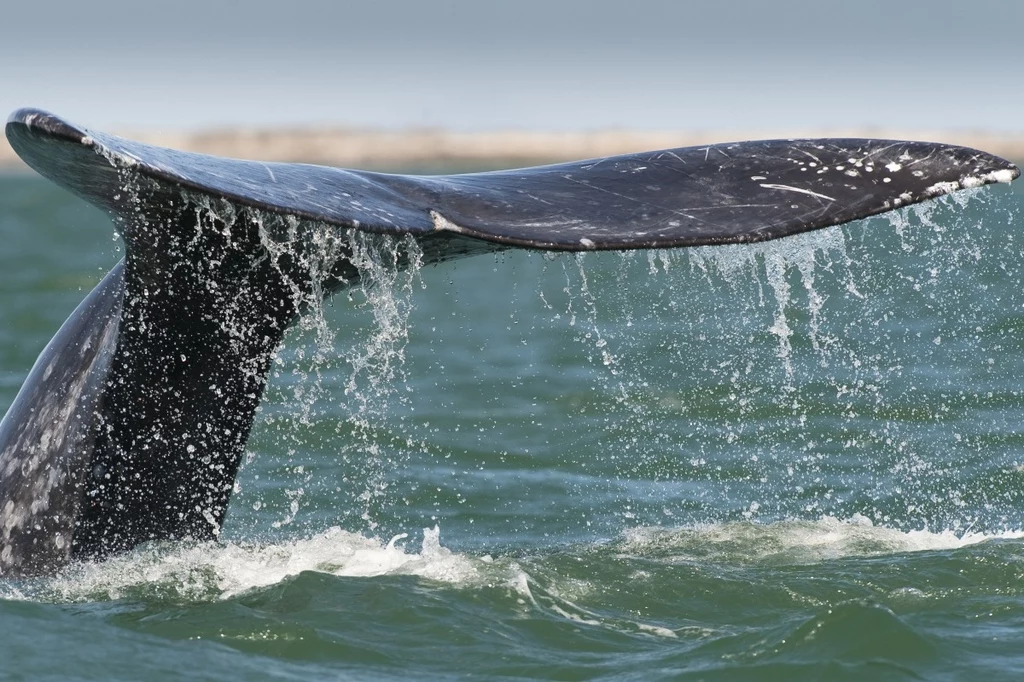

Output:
xmin=430 ymin=210 xmax=467 ymax=233
xmin=759 ymin=184 xmax=836 ymax=202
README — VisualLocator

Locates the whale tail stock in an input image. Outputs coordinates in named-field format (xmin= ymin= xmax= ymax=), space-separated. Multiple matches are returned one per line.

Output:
xmin=0 ymin=108 xmax=1017 ymax=575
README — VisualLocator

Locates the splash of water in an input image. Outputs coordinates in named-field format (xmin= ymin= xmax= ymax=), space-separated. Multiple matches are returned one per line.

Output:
xmin=688 ymin=228 xmax=851 ymax=380
xmin=120 ymin=179 xmax=1011 ymax=548
xmin=16 ymin=525 xmax=481 ymax=604
xmin=18 ymin=513 xmax=1015 ymax=610
xmin=548 ymin=190 xmax=997 ymax=390
xmin=242 ymin=220 xmax=426 ymax=532
xmin=526 ymin=188 xmax=1017 ymax=533
xmin=342 ymin=232 xmax=424 ymax=419
xmin=338 ymin=232 xmax=425 ymax=528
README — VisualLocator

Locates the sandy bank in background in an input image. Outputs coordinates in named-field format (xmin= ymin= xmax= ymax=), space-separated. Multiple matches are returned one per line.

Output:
xmin=3 ymin=126 xmax=1023 ymax=171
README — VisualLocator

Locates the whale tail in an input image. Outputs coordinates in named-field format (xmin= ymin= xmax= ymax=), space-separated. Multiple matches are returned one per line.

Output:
xmin=0 ymin=108 xmax=1017 ymax=574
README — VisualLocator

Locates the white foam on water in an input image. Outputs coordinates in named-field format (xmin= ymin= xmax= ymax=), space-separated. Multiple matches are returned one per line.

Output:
xmin=503 ymin=556 xmax=681 ymax=640
xmin=6 ymin=528 xmax=678 ymax=640
xmin=621 ymin=515 xmax=1024 ymax=566
xmin=19 ymin=525 xmax=484 ymax=604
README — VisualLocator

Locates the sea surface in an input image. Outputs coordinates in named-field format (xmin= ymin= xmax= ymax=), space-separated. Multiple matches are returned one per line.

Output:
xmin=0 ymin=167 xmax=1023 ymax=681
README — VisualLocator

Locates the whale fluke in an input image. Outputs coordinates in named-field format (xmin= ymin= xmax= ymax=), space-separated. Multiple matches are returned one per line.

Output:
xmin=0 ymin=108 xmax=1017 ymax=575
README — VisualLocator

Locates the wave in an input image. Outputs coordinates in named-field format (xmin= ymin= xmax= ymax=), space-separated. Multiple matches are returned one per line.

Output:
xmin=6 ymin=515 xmax=1021 ymax=607
xmin=619 ymin=514 xmax=1024 ymax=565
xmin=9 ymin=526 xmax=488 ymax=603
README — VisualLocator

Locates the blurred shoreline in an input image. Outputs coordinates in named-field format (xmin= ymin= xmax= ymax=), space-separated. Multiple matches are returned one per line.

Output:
xmin=3 ymin=126 xmax=1023 ymax=171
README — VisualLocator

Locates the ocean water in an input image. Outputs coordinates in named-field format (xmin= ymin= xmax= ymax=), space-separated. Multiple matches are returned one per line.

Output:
xmin=0 ymin=168 xmax=1023 ymax=681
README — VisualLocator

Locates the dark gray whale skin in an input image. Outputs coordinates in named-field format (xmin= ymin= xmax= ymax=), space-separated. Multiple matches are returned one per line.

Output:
xmin=0 ymin=109 xmax=1018 ymax=576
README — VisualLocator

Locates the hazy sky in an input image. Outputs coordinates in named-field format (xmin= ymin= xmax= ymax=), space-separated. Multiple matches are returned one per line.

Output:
xmin=1 ymin=0 xmax=1021 ymax=132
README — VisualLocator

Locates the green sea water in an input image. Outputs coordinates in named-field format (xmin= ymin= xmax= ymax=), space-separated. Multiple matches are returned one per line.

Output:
xmin=0 ymin=169 xmax=1023 ymax=681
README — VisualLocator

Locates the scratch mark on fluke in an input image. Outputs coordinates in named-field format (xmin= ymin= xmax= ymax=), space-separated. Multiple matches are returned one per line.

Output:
xmin=760 ymin=184 xmax=837 ymax=202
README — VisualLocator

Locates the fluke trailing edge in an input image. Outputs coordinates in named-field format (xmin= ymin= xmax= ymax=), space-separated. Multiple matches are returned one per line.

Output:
xmin=0 ymin=108 xmax=1018 ymax=575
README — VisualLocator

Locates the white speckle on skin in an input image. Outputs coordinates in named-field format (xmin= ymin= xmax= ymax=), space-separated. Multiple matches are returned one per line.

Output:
xmin=981 ymin=168 xmax=1017 ymax=185
xmin=885 ymin=162 xmax=903 ymax=172
xmin=956 ymin=170 xmax=1016 ymax=189
xmin=750 ymin=175 xmax=767 ymax=181
xmin=892 ymin=191 xmax=914 ymax=206
xmin=579 ymin=238 xmax=596 ymax=248
xmin=925 ymin=180 xmax=961 ymax=196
